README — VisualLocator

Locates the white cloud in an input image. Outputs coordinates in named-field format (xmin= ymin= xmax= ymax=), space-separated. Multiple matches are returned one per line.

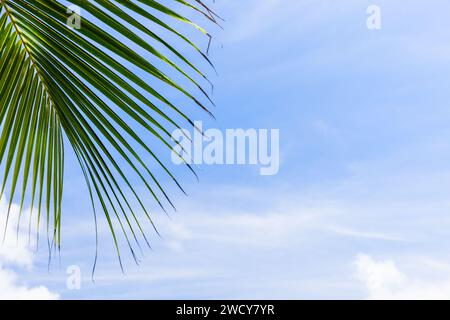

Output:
xmin=355 ymin=254 xmax=450 ymax=300
xmin=0 ymin=202 xmax=33 ymax=268
xmin=0 ymin=198 xmax=59 ymax=300
xmin=0 ymin=266 xmax=58 ymax=300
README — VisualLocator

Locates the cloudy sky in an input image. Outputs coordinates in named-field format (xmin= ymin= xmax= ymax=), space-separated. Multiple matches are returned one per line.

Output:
xmin=3 ymin=0 xmax=450 ymax=299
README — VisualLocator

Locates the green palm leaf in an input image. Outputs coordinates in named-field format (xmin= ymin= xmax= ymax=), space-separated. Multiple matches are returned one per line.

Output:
xmin=0 ymin=0 xmax=216 ymax=266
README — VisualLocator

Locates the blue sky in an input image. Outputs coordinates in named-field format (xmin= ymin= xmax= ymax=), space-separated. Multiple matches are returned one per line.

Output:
xmin=3 ymin=0 xmax=450 ymax=299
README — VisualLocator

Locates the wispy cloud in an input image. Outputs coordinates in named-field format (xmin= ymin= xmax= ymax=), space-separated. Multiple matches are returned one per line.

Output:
xmin=328 ymin=226 xmax=404 ymax=242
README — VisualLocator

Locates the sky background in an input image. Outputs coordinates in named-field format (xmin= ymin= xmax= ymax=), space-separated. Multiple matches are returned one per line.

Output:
xmin=3 ymin=0 xmax=450 ymax=299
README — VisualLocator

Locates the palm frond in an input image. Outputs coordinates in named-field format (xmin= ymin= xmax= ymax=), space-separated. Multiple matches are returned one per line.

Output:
xmin=0 ymin=0 xmax=216 ymax=265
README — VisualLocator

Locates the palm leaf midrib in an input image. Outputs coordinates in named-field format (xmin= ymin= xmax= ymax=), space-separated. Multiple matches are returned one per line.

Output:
xmin=1 ymin=0 xmax=56 ymax=110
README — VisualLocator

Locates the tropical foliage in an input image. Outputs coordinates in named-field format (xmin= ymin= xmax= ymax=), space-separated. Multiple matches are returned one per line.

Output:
xmin=0 ymin=0 xmax=217 ymax=266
